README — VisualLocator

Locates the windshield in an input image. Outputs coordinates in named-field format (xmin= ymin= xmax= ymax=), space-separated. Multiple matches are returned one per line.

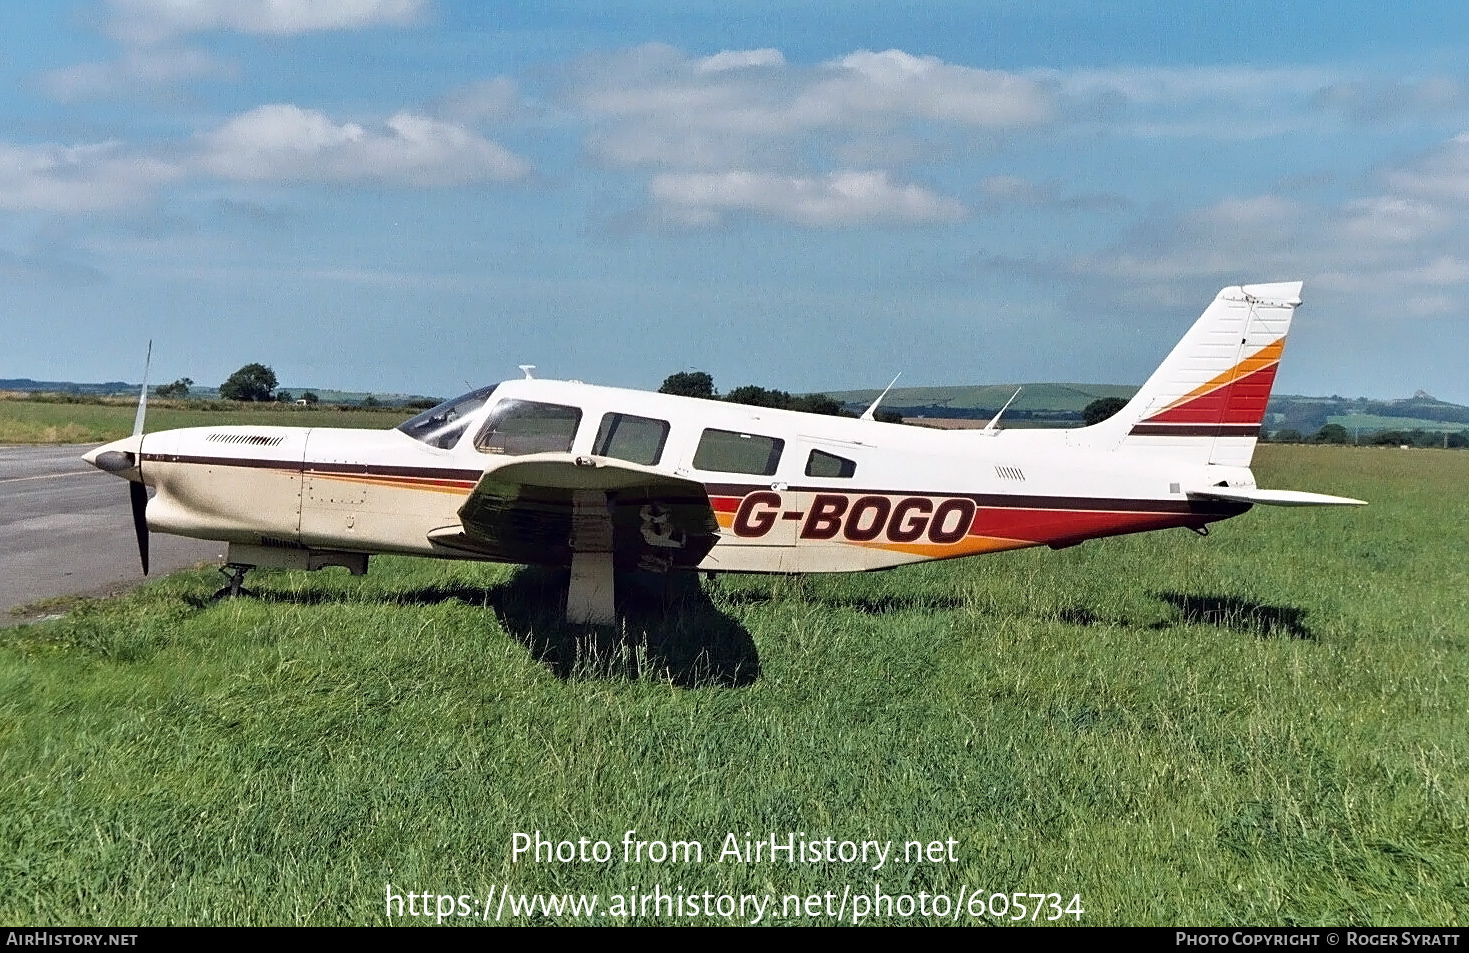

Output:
xmin=397 ymin=385 xmax=498 ymax=449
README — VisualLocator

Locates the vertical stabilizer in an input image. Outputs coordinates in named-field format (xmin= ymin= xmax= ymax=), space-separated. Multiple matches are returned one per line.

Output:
xmin=1071 ymin=282 xmax=1301 ymax=466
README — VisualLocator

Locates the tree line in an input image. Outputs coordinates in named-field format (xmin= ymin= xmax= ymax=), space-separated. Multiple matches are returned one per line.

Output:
xmin=1265 ymin=424 xmax=1467 ymax=448
xmin=152 ymin=364 xmax=319 ymax=405
xmin=658 ymin=371 xmax=904 ymax=423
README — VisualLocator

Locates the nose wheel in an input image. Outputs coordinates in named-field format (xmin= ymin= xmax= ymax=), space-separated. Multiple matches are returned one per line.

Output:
xmin=211 ymin=563 xmax=255 ymax=601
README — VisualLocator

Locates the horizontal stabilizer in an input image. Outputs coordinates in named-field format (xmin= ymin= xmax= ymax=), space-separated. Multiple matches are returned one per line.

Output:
xmin=1187 ymin=487 xmax=1366 ymax=507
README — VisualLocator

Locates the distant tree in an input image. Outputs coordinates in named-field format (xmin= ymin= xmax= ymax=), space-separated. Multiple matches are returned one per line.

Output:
xmin=873 ymin=408 xmax=904 ymax=425
xmin=723 ymin=384 xmax=791 ymax=409
xmin=1082 ymin=396 xmax=1129 ymax=427
xmin=276 ymin=390 xmax=294 ymax=403
xmin=659 ymin=371 xmax=716 ymax=399
xmin=657 ymin=369 xmax=850 ymax=417
xmin=301 ymin=391 xmax=320 ymax=405
xmin=1314 ymin=423 xmax=1349 ymax=445
xmin=153 ymin=377 xmax=193 ymax=399
xmin=1272 ymin=428 xmax=1304 ymax=443
xmin=362 ymin=395 xmax=380 ymax=408
xmin=787 ymin=393 xmax=844 ymax=416
xmin=219 ymin=364 xmax=277 ymax=402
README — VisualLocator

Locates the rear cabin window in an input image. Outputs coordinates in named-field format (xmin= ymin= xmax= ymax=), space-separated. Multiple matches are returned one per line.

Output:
xmin=806 ymin=449 xmax=856 ymax=478
xmin=475 ymin=400 xmax=582 ymax=455
xmin=693 ymin=428 xmax=784 ymax=475
xmin=594 ymin=413 xmax=670 ymax=466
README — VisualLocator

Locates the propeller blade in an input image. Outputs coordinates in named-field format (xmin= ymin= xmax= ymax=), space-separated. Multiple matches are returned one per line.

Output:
xmin=133 ymin=340 xmax=152 ymax=438
xmin=130 ymin=480 xmax=150 ymax=575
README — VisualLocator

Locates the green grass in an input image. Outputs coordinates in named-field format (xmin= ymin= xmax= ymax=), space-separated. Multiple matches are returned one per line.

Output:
xmin=0 ymin=398 xmax=401 ymax=444
xmin=1328 ymin=414 xmax=1469 ymax=434
xmin=0 ymin=446 xmax=1464 ymax=925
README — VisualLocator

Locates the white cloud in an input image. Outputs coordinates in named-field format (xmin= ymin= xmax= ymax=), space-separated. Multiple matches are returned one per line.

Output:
xmin=697 ymin=49 xmax=784 ymax=73
xmin=109 ymin=0 xmax=426 ymax=43
xmin=1385 ymin=132 xmax=1469 ymax=202
xmin=570 ymin=45 xmax=1054 ymax=171
xmin=1319 ymin=256 xmax=1469 ymax=293
xmin=1050 ymin=66 xmax=1330 ymax=106
xmin=816 ymin=50 xmax=1053 ymax=127
xmin=1042 ymin=65 xmax=1336 ymax=139
xmin=978 ymin=174 xmax=1128 ymax=212
xmin=437 ymin=77 xmax=522 ymax=124
xmin=41 ymin=46 xmax=234 ymax=101
xmin=649 ymin=170 xmax=965 ymax=227
xmin=1314 ymin=77 xmax=1466 ymax=123
xmin=197 ymin=104 xmax=531 ymax=186
xmin=1335 ymin=197 xmax=1450 ymax=244
xmin=0 ymin=140 xmax=178 ymax=213
xmin=1198 ymin=195 xmax=1306 ymax=227
xmin=1042 ymin=125 xmax=1469 ymax=324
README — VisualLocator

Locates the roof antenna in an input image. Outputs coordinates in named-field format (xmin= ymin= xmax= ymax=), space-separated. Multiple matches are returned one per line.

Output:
xmin=981 ymin=386 xmax=1023 ymax=434
xmin=519 ymin=365 xmax=536 ymax=380
xmin=860 ymin=373 xmax=901 ymax=421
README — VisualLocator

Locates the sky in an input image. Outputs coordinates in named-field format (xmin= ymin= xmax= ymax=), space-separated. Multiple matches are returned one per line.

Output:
xmin=3 ymin=1 xmax=1469 ymax=403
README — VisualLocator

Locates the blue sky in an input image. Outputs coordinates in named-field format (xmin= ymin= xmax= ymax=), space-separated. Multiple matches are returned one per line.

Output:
xmin=4 ymin=1 xmax=1469 ymax=402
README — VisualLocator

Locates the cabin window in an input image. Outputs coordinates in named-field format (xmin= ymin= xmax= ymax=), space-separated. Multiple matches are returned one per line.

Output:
xmin=594 ymin=413 xmax=670 ymax=466
xmin=475 ymin=399 xmax=582 ymax=455
xmin=806 ymin=449 xmax=856 ymax=479
xmin=692 ymin=428 xmax=784 ymax=475
xmin=397 ymin=384 xmax=499 ymax=449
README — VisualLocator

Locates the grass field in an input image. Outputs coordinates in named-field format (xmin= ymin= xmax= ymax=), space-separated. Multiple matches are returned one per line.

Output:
xmin=1327 ymin=414 xmax=1469 ymax=435
xmin=1 ymin=446 xmax=1465 ymax=926
xmin=0 ymin=397 xmax=400 ymax=444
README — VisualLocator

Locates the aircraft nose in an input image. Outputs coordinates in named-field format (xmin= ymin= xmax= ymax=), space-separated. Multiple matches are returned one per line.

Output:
xmin=83 ymin=434 xmax=144 ymax=481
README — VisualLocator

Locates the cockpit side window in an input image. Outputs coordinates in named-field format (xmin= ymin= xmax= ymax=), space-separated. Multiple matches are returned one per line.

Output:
xmin=397 ymin=385 xmax=498 ymax=449
xmin=475 ymin=399 xmax=583 ymax=455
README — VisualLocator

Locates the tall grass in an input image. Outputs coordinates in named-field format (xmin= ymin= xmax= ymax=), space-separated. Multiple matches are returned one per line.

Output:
xmin=0 ymin=446 xmax=1464 ymax=925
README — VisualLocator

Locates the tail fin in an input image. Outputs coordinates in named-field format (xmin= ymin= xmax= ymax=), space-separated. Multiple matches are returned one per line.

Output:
xmin=1073 ymin=281 xmax=1301 ymax=466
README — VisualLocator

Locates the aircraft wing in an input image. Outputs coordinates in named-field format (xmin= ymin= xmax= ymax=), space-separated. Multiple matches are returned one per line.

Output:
xmin=428 ymin=453 xmax=720 ymax=570
xmin=1187 ymin=487 xmax=1367 ymax=507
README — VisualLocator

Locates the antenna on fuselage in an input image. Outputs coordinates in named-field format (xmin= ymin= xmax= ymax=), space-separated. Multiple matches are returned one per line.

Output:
xmin=860 ymin=373 xmax=901 ymax=421
xmin=519 ymin=365 xmax=536 ymax=379
xmin=981 ymin=386 xmax=1023 ymax=433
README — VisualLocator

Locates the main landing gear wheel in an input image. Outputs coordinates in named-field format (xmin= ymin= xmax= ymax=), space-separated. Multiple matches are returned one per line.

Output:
xmin=211 ymin=564 xmax=255 ymax=601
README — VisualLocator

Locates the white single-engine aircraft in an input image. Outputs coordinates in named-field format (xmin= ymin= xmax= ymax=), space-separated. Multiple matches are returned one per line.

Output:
xmin=86 ymin=281 xmax=1362 ymax=624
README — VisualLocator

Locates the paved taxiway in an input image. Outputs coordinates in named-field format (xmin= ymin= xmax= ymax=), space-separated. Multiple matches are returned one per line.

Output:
xmin=1 ymin=445 xmax=222 ymax=624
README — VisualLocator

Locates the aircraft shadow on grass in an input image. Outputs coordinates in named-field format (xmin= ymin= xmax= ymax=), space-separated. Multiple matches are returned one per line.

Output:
xmin=215 ymin=567 xmax=761 ymax=688
xmin=1152 ymin=592 xmax=1314 ymax=641
xmin=1050 ymin=593 xmax=1314 ymax=640
xmin=1051 ymin=587 xmax=1316 ymax=640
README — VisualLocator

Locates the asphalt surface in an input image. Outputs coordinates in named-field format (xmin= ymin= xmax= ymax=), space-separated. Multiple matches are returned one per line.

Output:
xmin=1 ymin=444 xmax=223 ymax=624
